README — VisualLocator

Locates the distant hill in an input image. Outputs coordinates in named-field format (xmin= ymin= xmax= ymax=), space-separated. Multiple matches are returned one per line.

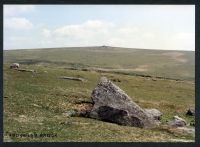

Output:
xmin=4 ymin=46 xmax=195 ymax=81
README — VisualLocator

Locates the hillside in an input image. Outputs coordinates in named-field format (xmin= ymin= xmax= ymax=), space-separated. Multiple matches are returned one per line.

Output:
xmin=4 ymin=46 xmax=195 ymax=81
xmin=3 ymin=46 xmax=195 ymax=142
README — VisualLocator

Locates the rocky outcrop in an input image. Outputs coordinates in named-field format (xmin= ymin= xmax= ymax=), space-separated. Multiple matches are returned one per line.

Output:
xmin=89 ymin=77 xmax=159 ymax=128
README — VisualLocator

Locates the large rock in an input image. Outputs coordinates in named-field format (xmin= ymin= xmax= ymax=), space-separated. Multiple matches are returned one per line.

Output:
xmin=89 ymin=77 xmax=159 ymax=128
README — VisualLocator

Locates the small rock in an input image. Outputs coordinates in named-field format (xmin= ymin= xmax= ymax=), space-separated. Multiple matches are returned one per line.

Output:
xmin=186 ymin=107 xmax=195 ymax=116
xmin=144 ymin=108 xmax=162 ymax=120
xmin=176 ymin=127 xmax=195 ymax=137
xmin=63 ymin=110 xmax=78 ymax=117
xmin=168 ymin=116 xmax=187 ymax=127
xmin=59 ymin=76 xmax=86 ymax=82
xmin=17 ymin=69 xmax=35 ymax=73
xmin=10 ymin=63 xmax=19 ymax=69
xmin=32 ymin=104 xmax=41 ymax=108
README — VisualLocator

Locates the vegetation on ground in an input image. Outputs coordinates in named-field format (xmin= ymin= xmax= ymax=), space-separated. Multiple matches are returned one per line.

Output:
xmin=3 ymin=47 xmax=195 ymax=142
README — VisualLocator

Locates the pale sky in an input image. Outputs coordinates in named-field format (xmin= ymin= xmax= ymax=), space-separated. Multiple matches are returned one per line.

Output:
xmin=3 ymin=5 xmax=195 ymax=51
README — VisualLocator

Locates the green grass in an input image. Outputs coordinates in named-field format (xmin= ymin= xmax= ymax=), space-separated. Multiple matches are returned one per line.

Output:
xmin=3 ymin=47 xmax=195 ymax=142
xmin=3 ymin=66 xmax=195 ymax=142
xmin=4 ymin=46 xmax=195 ymax=80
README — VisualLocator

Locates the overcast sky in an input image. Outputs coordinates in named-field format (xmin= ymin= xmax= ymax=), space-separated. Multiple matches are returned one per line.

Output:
xmin=3 ymin=5 xmax=195 ymax=51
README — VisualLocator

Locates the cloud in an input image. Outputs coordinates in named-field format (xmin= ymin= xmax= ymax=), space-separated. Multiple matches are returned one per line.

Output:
xmin=53 ymin=20 xmax=113 ymax=39
xmin=4 ymin=36 xmax=32 ymax=49
xmin=42 ymin=28 xmax=51 ymax=38
xmin=38 ymin=20 xmax=195 ymax=50
xmin=4 ymin=17 xmax=33 ymax=30
xmin=39 ymin=20 xmax=157 ymax=49
xmin=4 ymin=5 xmax=35 ymax=16
xmin=10 ymin=36 xmax=28 ymax=42
xmin=47 ymin=21 xmax=163 ymax=49
xmin=6 ymin=20 xmax=194 ymax=51
xmin=170 ymin=32 xmax=195 ymax=50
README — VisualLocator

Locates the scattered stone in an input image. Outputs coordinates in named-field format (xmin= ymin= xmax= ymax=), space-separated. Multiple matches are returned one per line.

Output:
xmin=63 ymin=108 xmax=92 ymax=118
xmin=89 ymin=77 xmax=159 ymax=128
xmin=177 ymin=127 xmax=195 ymax=137
xmin=17 ymin=69 xmax=35 ymax=73
xmin=186 ymin=107 xmax=195 ymax=116
xmin=59 ymin=76 xmax=86 ymax=82
xmin=63 ymin=110 xmax=78 ymax=117
xmin=166 ymin=122 xmax=195 ymax=137
xmin=144 ymin=109 xmax=162 ymax=121
xmin=168 ymin=116 xmax=187 ymax=127
xmin=32 ymin=103 xmax=42 ymax=108
xmin=10 ymin=63 xmax=19 ymax=69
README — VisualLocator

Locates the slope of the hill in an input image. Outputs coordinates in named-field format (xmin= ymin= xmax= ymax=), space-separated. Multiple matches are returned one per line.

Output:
xmin=4 ymin=46 xmax=195 ymax=81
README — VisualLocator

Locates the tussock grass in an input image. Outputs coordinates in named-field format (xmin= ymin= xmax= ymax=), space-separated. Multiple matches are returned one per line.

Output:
xmin=3 ymin=65 xmax=194 ymax=142
xmin=3 ymin=47 xmax=195 ymax=142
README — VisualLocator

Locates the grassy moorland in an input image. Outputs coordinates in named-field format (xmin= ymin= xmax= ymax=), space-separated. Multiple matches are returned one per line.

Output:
xmin=4 ymin=46 xmax=194 ymax=80
xmin=3 ymin=46 xmax=195 ymax=142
